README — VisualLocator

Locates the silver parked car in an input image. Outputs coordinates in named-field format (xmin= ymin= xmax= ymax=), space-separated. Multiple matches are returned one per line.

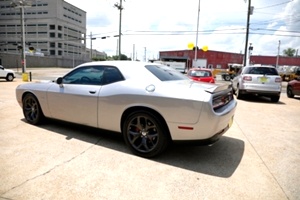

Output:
xmin=232 ymin=66 xmax=282 ymax=102
xmin=16 ymin=61 xmax=237 ymax=157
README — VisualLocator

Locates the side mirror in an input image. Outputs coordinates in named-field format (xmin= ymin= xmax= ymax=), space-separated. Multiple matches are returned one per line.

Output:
xmin=56 ymin=77 xmax=63 ymax=84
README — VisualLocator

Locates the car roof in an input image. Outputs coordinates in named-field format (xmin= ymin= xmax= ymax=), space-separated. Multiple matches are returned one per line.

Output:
xmin=189 ymin=68 xmax=211 ymax=71
xmin=244 ymin=65 xmax=276 ymax=68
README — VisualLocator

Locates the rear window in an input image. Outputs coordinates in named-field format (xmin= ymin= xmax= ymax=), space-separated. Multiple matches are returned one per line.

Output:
xmin=244 ymin=67 xmax=278 ymax=75
xmin=188 ymin=70 xmax=212 ymax=77
xmin=145 ymin=65 xmax=189 ymax=81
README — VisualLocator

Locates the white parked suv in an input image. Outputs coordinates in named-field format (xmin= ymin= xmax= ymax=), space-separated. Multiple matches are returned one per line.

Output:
xmin=0 ymin=65 xmax=15 ymax=81
xmin=232 ymin=65 xmax=282 ymax=102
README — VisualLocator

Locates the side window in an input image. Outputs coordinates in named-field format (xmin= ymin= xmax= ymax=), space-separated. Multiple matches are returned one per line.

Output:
xmin=63 ymin=66 xmax=104 ymax=85
xmin=102 ymin=67 xmax=124 ymax=85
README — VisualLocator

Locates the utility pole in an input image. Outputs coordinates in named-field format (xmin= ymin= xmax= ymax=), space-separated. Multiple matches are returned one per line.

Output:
xmin=132 ymin=44 xmax=135 ymax=61
xmin=194 ymin=0 xmax=200 ymax=64
xmin=276 ymin=40 xmax=281 ymax=68
xmin=114 ymin=0 xmax=124 ymax=60
xmin=243 ymin=0 xmax=253 ymax=66
xmin=90 ymin=32 xmax=96 ymax=60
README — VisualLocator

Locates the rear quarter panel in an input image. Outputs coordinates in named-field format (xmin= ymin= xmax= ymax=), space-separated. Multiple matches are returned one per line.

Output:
xmin=97 ymin=80 xmax=209 ymax=132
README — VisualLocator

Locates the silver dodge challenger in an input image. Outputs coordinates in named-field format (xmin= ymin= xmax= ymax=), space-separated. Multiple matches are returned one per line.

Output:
xmin=16 ymin=61 xmax=237 ymax=157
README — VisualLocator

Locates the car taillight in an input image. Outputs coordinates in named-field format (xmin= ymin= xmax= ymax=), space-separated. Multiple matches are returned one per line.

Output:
xmin=275 ymin=77 xmax=281 ymax=83
xmin=243 ymin=76 xmax=252 ymax=81
xmin=213 ymin=91 xmax=233 ymax=110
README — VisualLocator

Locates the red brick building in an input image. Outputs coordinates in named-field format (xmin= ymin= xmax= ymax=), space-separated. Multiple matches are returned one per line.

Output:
xmin=159 ymin=49 xmax=300 ymax=70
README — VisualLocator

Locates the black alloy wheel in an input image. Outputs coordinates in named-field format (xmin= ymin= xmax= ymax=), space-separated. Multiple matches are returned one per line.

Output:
xmin=123 ymin=111 xmax=169 ymax=158
xmin=22 ymin=93 xmax=44 ymax=125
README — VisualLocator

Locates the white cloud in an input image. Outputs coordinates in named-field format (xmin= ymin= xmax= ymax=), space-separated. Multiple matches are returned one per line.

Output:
xmin=66 ymin=0 xmax=300 ymax=58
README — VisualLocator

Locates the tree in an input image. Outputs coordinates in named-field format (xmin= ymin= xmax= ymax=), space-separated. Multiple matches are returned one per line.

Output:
xmin=112 ymin=54 xmax=131 ymax=60
xmin=283 ymin=48 xmax=296 ymax=57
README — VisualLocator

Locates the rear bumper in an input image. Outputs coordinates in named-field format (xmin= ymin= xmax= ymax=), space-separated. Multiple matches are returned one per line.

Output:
xmin=240 ymin=89 xmax=281 ymax=96
xmin=173 ymin=123 xmax=230 ymax=145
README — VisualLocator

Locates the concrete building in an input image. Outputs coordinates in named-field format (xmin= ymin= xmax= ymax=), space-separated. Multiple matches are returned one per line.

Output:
xmin=0 ymin=0 xmax=90 ymax=67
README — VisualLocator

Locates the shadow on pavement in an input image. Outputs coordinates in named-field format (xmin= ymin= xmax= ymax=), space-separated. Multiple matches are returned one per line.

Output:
xmin=239 ymin=95 xmax=286 ymax=104
xmin=23 ymin=118 xmax=245 ymax=178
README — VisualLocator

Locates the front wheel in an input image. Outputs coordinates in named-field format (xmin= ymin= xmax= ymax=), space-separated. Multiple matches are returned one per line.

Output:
xmin=122 ymin=110 xmax=170 ymax=158
xmin=287 ymin=86 xmax=294 ymax=98
xmin=6 ymin=74 xmax=14 ymax=81
xmin=22 ymin=93 xmax=44 ymax=125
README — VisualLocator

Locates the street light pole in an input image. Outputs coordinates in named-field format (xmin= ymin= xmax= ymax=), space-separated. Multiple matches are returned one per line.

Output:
xmin=20 ymin=6 xmax=26 ymax=73
xmin=11 ymin=1 xmax=30 ymax=73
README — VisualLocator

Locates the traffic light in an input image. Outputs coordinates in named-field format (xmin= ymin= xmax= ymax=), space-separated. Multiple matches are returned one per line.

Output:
xmin=29 ymin=46 xmax=35 ymax=51
xmin=17 ymin=45 xmax=22 ymax=50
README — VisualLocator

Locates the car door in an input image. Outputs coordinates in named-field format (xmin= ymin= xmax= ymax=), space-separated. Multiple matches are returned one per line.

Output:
xmin=0 ymin=66 xmax=5 ymax=77
xmin=293 ymin=79 xmax=300 ymax=95
xmin=46 ymin=66 xmax=104 ymax=127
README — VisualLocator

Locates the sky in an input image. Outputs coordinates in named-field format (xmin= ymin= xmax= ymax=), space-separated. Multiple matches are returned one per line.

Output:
xmin=66 ymin=0 xmax=300 ymax=60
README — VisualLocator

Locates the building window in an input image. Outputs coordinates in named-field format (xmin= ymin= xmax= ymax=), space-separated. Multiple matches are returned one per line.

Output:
xmin=58 ymin=33 xmax=62 ymax=38
xmin=49 ymin=32 xmax=55 ymax=37
xmin=49 ymin=25 xmax=55 ymax=30
xmin=50 ymin=50 xmax=55 ymax=55
xmin=50 ymin=42 xmax=55 ymax=48
xmin=58 ymin=25 xmax=62 ymax=31
xmin=216 ymin=64 xmax=222 ymax=69
xmin=58 ymin=43 xmax=62 ymax=48
xmin=58 ymin=50 xmax=62 ymax=55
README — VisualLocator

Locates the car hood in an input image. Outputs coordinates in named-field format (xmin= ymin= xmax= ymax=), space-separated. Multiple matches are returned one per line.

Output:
xmin=5 ymin=69 xmax=15 ymax=73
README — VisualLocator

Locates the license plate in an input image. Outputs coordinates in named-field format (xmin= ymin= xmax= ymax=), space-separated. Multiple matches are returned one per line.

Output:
xmin=259 ymin=77 xmax=268 ymax=83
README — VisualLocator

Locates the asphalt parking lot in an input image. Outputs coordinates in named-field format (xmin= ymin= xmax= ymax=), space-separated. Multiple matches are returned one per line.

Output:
xmin=0 ymin=68 xmax=299 ymax=200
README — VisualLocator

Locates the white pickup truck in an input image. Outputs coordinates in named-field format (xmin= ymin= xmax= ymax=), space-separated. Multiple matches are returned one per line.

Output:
xmin=0 ymin=65 xmax=15 ymax=81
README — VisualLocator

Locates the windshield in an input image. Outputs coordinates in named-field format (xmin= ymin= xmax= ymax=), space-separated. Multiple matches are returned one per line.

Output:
xmin=145 ymin=65 xmax=189 ymax=81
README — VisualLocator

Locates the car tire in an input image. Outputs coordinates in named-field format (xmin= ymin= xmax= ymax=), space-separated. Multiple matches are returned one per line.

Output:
xmin=224 ymin=75 xmax=231 ymax=81
xmin=270 ymin=96 xmax=280 ymax=103
xmin=22 ymin=93 xmax=45 ymax=125
xmin=6 ymin=74 xmax=14 ymax=81
xmin=122 ymin=110 xmax=170 ymax=158
xmin=287 ymin=86 xmax=294 ymax=98
xmin=236 ymin=85 xmax=244 ymax=99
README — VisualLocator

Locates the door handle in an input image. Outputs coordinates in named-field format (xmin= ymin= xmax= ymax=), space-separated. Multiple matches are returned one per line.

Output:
xmin=89 ymin=91 xmax=96 ymax=94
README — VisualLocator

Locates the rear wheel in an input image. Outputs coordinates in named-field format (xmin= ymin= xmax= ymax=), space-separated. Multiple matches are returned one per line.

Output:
xmin=224 ymin=74 xmax=231 ymax=81
xmin=236 ymin=84 xmax=244 ymax=99
xmin=287 ymin=86 xmax=294 ymax=98
xmin=6 ymin=74 xmax=14 ymax=81
xmin=270 ymin=96 xmax=280 ymax=103
xmin=22 ymin=93 xmax=44 ymax=125
xmin=122 ymin=110 xmax=170 ymax=158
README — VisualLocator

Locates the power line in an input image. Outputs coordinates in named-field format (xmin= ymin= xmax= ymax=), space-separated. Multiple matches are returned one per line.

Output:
xmin=255 ymin=0 xmax=293 ymax=10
